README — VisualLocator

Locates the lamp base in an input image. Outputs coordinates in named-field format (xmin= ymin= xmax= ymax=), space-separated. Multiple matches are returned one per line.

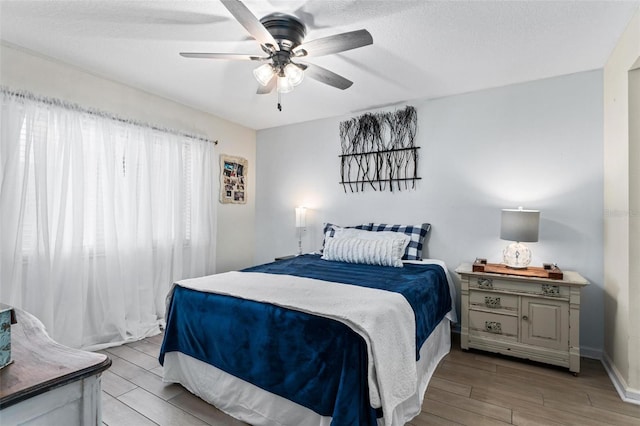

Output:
xmin=503 ymin=242 xmax=532 ymax=269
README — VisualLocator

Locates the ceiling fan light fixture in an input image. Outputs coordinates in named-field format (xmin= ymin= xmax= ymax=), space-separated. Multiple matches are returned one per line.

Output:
xmin=253 ymin=63 xmax=275 ymax=86
xmin=277 ymin=75 xmax=294 ymax=93
xmin=182 ymin=0 xmax=373 ymax=107
xmin=284 ymin=63 xmax=304 ymax=86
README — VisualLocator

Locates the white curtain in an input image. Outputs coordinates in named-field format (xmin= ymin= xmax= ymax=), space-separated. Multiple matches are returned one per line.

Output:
xmin=0 ymin=89 xmax=217 ymax=349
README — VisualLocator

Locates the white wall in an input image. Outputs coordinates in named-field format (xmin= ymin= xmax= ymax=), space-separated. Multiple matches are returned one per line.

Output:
xmin=256 ymin=71 xmax=604 ymax=354
xmin=0 ymin=43 xmax=256 ymax=273
xmin=603 ymin=7 xmax=640 ymax=402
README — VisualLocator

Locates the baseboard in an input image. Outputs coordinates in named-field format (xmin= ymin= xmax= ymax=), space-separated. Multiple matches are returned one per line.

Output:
xmin=602 ymin=353 xmax=640 ymax=405
xmin=580 ymin=345 xmax=603 ymax=360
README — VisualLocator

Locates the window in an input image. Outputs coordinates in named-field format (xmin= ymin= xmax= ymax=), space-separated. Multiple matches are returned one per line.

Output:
xmin=1 ymin=89 xmax=217 ymax=349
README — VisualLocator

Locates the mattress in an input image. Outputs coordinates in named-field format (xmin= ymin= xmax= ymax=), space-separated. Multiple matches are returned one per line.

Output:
xmin=160 ymin=255 xmax=456 ymax=426
xmin=163 ymin=317 xmax=451 ymax=426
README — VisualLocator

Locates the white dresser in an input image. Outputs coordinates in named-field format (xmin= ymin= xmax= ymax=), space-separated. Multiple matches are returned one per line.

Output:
xmin=0 ymin=309 xmax=111 ymax=425
xmin=456 ymin=263 xmax=589 ymax=374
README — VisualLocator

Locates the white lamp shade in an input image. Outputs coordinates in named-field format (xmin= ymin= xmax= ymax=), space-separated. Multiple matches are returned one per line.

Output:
xmin=500 ymin=208 xmax=540 ymax=242
xmin=295 ymin=206 xmax=306 ymax=228
xmin=253 ymin=64 xmax=275 ymax=86
xmin=284 ymin=63 xmax=304 ymax=86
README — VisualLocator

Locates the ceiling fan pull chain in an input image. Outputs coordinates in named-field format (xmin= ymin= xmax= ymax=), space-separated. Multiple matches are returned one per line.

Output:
xmin=277 ymin=90 xmax=282 ymax=111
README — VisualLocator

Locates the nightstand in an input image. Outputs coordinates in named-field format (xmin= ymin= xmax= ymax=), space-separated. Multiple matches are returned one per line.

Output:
xmin=456 ymin=263 xmax=589 ymax=374
xmin=274 ymin=255 xmax=297 ymax=261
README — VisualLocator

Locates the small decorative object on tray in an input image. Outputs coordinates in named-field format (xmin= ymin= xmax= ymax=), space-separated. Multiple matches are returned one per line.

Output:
xmin=472 ymin=258 xmax=563 ymax=280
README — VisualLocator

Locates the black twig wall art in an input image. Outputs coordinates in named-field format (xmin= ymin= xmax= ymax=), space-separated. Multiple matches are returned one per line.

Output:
xmin=339 ymin=106 xmax=420 ymax=192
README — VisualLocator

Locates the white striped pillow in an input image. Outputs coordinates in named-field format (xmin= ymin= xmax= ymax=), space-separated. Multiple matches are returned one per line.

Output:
xmin=321 ymin=237 xmax=409 ymax=268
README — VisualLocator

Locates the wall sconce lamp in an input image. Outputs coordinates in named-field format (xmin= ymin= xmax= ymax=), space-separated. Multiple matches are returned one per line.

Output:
xmin=295 ymin=206 xmax=307 ymax=255
xmin=500 ymin=207 xmax=540 ymax=268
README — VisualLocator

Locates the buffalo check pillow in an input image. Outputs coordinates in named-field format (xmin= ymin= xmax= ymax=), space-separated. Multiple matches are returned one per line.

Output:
xmin=369 ymin=223 xmax=431 ymax=260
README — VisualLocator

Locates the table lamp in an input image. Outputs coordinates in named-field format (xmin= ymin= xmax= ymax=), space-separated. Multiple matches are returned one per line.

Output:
xmin=500 ymin=207 xmax=540 ymax=268
xmin=295 ymin=206 xmax=306 ymax=255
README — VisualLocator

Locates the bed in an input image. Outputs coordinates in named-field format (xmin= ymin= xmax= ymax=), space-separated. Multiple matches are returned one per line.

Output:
xmin=159 ymin=250 xmax=456 ymax=426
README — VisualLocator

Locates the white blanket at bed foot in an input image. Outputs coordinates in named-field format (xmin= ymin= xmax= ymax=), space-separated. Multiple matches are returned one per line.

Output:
xmin=162 ymin=318 xmax=451 ymax=426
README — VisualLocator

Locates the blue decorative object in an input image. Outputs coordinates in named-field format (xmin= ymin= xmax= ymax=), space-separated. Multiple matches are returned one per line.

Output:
xmin=0 ymin=303 xmax=17 ymax=370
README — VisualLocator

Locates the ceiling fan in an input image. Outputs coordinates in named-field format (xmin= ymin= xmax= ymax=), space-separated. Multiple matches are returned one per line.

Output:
xmin=179 ymin=0 xmax=373 ymax=111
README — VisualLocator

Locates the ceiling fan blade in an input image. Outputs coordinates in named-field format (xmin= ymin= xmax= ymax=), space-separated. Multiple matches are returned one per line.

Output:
xmin=257 ymin=76 xmax=276 ymax=94
xmin=220 ymin=0 xmax=280 ymax=51
xmin=304 ymin=63 xmax=353 ymax=90
xmin=180 ymin=52 xmax=266 ymax=60
xmin=294 ymin=29 xmax=372 ymax=57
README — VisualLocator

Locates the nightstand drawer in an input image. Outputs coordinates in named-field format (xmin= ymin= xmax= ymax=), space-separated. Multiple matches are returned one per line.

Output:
xmin=470 ymin=290 xmax=518 ymax=312
xmin=469 ymin=276 xmax=569 ymax=298
xmin=469 ymin=310 xmax=518 ymax=341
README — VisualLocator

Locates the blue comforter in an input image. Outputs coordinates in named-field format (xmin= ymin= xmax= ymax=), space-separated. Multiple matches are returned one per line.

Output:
xmin=160 ymin=255 xmax=451 ymax=426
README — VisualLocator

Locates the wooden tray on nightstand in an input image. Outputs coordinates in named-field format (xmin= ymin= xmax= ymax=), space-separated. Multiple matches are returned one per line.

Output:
xmin=472 ymin=258 xmax=563 ymax=280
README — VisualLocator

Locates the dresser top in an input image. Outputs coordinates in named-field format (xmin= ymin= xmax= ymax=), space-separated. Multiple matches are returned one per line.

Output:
xmin=456 ymin=263 xmax=589 ymax=287
xmin=0 ymin=309 xmax=112 ymax=409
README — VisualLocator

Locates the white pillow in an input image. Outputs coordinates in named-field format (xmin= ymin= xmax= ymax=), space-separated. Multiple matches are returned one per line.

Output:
xmin=321 ymin=237 xmax=409 ymax=268
xmin=333 ymin=227 xmax=411 ymax=245
xmin=321 ymin=223 xmax=371 ymax=251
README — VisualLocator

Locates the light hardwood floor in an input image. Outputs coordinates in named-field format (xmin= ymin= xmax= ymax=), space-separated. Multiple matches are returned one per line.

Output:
xmin=98 ymin=333 xmax=640 ymax=426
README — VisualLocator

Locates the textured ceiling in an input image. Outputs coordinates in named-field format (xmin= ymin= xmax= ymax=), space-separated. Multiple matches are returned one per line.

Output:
xmin=1 ymin=1 xmax=638 ymax=130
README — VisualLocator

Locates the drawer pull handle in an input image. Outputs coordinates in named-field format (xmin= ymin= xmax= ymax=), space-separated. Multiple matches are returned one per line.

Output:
xmin=484 ymin=296 xmax=501 ymax=309
xmin=542 ymin=284 xmax=560 ymax=296
xmin=477 ymin=278 xmax=493 ymax=290
xmin=522 ymin=315 xmax=529 ymax=321
xmin=484 ymin=321 xmax=502 ymax=334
